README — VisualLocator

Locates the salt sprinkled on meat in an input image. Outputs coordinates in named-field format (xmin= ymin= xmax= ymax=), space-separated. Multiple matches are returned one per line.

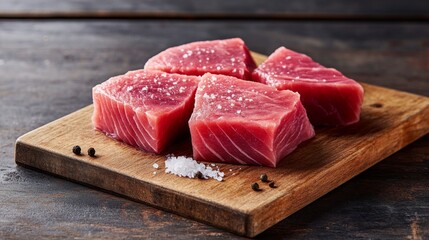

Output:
xmin=153 ymin=163 xmax=159 ymax=169
xmin=165 ymin=155 xmax=224 ymax=181
xmin=144 ymin=38 xmax=256 ymax=79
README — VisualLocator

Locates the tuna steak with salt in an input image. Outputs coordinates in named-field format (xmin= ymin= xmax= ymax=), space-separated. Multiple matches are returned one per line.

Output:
xmin=144 ymin=38 xmax=257 ymax=80
xmin=92 ymin=70 xmax=199 ymax=154
xmin=189 ymin=73 xmax=315 ymax=167
xmin=252 ymin=47 xmax=364 ymax=126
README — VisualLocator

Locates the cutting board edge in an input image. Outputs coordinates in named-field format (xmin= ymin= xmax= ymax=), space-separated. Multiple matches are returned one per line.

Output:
xmin=14 ymin=138 xmax=255 ymax=236
xmin=247 ymin=102 xmax=429 ymax=236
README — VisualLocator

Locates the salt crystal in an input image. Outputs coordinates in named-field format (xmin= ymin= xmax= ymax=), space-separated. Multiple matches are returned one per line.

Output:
xmin=126 ymin=86 xmax=134 ymax=91
xmin=216 ymin=66 xmax=221 ymax=70
xmin=217 ymin=104 xmax=222 ymax=110
xmin=153 ymin=171 xmax=157 ymax=175
xmin=286 ymin=56 xmax=291 ymax=60
xmin=165 ymin=155 xmax=224 ymax=181
xmin=153 ymin=163 xmax=159 ymax=169
xmin=183 ymin=54 xmax=188 ymax=58
xmin=236 ymin=110 xmax=242 ymax=114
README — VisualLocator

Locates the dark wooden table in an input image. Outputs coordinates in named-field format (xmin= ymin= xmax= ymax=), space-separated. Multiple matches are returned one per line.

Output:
xmin=1 ymin=1 xmax=428 ymax=239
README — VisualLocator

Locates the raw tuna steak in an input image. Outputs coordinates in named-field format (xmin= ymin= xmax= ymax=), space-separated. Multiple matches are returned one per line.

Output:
xmin=252 ymin=47 xmax=364 ymax=126
xmin=144 ymin=38 xmax=257 ymax=80
xmin=92 ymin=70 xmax=199 ymax=154
xmin=189 ymin=73 xmax=315 ymax=167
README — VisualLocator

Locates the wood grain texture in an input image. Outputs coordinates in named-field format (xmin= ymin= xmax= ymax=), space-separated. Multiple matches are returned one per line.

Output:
xmin=2 ymin=20 xmax=429 ymax=239
xmin=1 ymin=0 xmax=428 ymax=20
xmin=15 ymin=53 xmax=429 ymax=237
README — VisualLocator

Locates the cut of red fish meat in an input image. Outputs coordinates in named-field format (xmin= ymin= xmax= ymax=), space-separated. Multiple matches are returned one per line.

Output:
xmin=189 ymin=73 xmax=315 ymax=167
xmin=252 ymin=47 xmax=364 ymax=126
xmin=92 ymin=70 xmax=199 ymax=154
xmin=144 ymin=38 xmax=257 ymax=80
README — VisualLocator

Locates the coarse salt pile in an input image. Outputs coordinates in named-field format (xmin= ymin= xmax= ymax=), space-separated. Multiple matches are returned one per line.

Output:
xmin=165 ymin=155 xmax=224 ymax=181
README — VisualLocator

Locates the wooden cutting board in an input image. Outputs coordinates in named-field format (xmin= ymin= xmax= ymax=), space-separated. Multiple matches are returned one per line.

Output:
xmin=15 ymin=53 xmax=429 ymax=237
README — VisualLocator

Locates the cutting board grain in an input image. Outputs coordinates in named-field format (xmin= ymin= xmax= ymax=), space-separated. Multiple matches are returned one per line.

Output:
xmin=15 ymin=53 xmax=429 ymax=237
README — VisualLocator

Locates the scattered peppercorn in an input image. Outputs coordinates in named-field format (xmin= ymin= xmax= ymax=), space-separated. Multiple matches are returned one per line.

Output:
xmin=260 ymin=173 xmax=269 ymax=182
xmin=195 ymin=171 xmax=204 ymax=179
xmin=269 ymin=181 xmax=277 ymax=188
xmin=251 ymin=182 xmax=261 ymax=191
xmin=72 ymin=145 xmax=81 ymax=155
xmin=87 ymin=147 xmax=96 ymax=157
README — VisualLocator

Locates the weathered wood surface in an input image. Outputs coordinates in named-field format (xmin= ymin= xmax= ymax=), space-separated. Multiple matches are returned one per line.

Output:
xmin=1 ymin=20 xmax=429 ymax=239
xmin=0 ymin=0 xmax=428 ymax=19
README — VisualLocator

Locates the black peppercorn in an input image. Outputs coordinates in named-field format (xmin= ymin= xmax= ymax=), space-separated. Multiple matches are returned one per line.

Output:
xmin=251 ymin=182 xmax=261 ymax=191
xmin=72 ymin=145 xmax=81 ymax=155
xmin=195 ymin=171 xmax=204 ymax=179
xmin=260 ymin=173 xmax=269 ymax=182
xmin=88 ymin=147 xmax=96 ymax=157
xmin=269 ymin=181 xmax=277 ymax=188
